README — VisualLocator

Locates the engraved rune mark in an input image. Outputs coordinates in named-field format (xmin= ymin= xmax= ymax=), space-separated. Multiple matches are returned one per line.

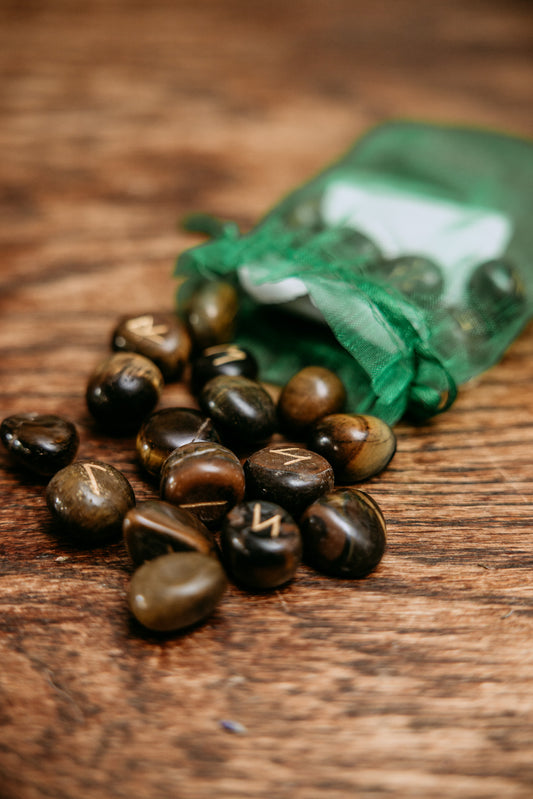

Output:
xmin=211 ymin=346 xmax=247 ymax=367
xmin=251 ymin=502 xmax=281 ymax=538
xmin=126 ymin=315 xmax=168 ymax=343
xmin=82 ymin=463 xmax=108 ymax=495
xmin=268 ymin=447 xmax=312 ymax=467
xmin=180 ymin=500 xmax=227 ymax=509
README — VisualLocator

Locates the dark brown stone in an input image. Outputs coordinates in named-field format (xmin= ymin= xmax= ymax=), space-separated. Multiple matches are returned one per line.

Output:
xmin=199 ymin=374 xmax=277 ymax=447
xmin=136 ymin=407 xmax=220 ymax=478
xmin=86 ymin=352 xmax=163 ymax=433
xmin=128 ymin=551 xmax=227 ymax=632
xmin=185 ymin=280 xmax=239 ymax=350
xmin=221 ymin=500 xmax=302 ymax=589
xmin=123 ymin=499 xmax=215 ymax=566
xmin=300 ymin=488 xmax=386 ymax=578
xmin=160 ymin=441 xmax=246 ymax=529
xmin=0 ymin=412 xmax=79 ymax=476
xmin=46 ymin=460 xmax=135 ymax=544
xmin=244 ymin=443 xmax=334 ymax=517
xmin=307 ymin=413 xmax=396 ymax=483
xmin=112 ymin=311 xmax=192 ymax=381
xmin=277 ymin=366 xmax=346 ymax=433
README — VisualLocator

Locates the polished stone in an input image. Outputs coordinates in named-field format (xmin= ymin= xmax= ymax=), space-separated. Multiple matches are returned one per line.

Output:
xmin=86 ymin=352 xmax=163 ymax=432
xmin=112 ymin=311 xmax=192 ymax=381
xmin=300 ymin=487 xmax=386 ymax=578
xmin=199 ymin=374 xmax=277 ymax=447
xmin=160 ymin=441 xmax=246 ymax=529
xmin=221 ymin=500 xmax=302 ymax=589
xmin=185 ymin=280 xmax=239 ymax=350
xmin=46 ymin=459 xmax=135 ymax=544
xmin=0 ymin=412 xmax=79 ymax=476
xmin=191 ymin=343 xmax=258 ymax=393
xmin=128 ymin=551 xmax=227 ymax=632
xmin=123 ymin=499 xmax=215 ymax=566
xmin=307 ymin=413 xmax=396 ymax=483
xmin=277 ymin=366 xmax=346 ymax=434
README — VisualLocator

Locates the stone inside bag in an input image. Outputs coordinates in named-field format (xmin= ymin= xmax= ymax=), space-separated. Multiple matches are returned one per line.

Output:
xmin=175 ymin=121 xmax=533 ymax=424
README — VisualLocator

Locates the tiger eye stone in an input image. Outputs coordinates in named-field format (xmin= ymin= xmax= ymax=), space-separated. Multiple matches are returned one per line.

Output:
xmin=191 ymin=343 xmax=259 ymax=393
xmin=317 ymin=227 xmax=382 ymax=267
xmin=112 ymin=312 xmax=192 ymax=381
xmin=136 ymin=407 xmax=220 ymax=478
xmin=0 ymin=412 xmax=79 ymax=476
xmin=186 ymin=280 xmax=239 ymax=350
xmin=244 ymin=444 xmax=334 ymax=518
xmin=467 ymin=258 xmax=526 ymax=322
xmin=307 ymin=413 xmax=396 ymax=484
xmin=46 ymin=460 xmax=135 ymax=544
xmin=128 ymin=551 xmax=227 ymax=632
xmin=86 ymin=352 xmax=163 ymax=432
xmin=371 ymin=255 xmax=443 ymax=300
xmin=160 ymin=441 xmax=245 ymax=529
xmin=220 ymin=500 xmax=302 ymax=589
xmin=277 ymin=366 xmax=346 ymax=434
xmin=300 ymin=488 xmax=386 ymax=578
xmin=123 ymin=499 xmax=215 ymax=566
xmin=199 ymin=375 xmax=277 ymax=447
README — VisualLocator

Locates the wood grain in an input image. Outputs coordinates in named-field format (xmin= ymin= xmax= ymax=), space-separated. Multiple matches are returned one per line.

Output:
xmin=1 ymin=2 xmax=533 ymax=797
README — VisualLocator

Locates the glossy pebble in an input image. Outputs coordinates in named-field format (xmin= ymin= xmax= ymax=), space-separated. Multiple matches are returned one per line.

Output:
xmin=112 ymin=311 xmax=192 ymax=381
xmin=86 ymin=352 xmax=163 ymax=432
xmin=46 ymin=460 xmax=135 ymax=543
xmin=123 ymin=499 xmax=215 ymax=566
xmin=185 ymin=280 xmax=239 ymax=350
xmin=160 ymin=441 xmax=245 ymax=529
xmin=199 ymin=375 xmax=277 ymax=447
xmin=372 ymin=255 xmax=444 ymax=302
xmin=0 ymin=412 xmax=79 ymax=476
xmin=300 ymin=488 xmax=386 ymax=578
xmin=136 ymin=407 xmax=220 ymax=478
xmin=467 ymin=258 xmax=526 ymax=322
xmin=307 ymin=413 xmax=396 ymax=483
xmin=221 ymin=500 xmax=302 ymax=589
xmin=277 ymin=366 xmax=346 ymax=433
xmin=128 ymin=551 xmax=227 ymax=632
xmin=244 ymin=443 xmax=334 ymax=517
xmin=191 ymin=343 xmax=258 ymax=393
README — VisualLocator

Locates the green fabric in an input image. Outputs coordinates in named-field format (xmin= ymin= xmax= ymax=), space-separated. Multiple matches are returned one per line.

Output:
xmin=175 ymin=121 xmax=532 ymax=424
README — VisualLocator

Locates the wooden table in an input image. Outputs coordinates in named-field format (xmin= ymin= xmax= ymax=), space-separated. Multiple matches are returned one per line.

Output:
xmin=1 ymin=2 xmax=532 ymax=797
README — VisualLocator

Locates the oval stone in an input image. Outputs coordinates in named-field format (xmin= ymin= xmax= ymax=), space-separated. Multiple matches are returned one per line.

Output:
xmin=46 ymin=460 xmax=135 ymax=544
xmin=123 ymin=500 xmax=215 ymax=566
xmin=221 ymin=500 xmax=302 ymax=590
xmin=300 ymin=488 xmax=386 ymax=578
xmin=307 ymin=413 xmax=396 ymax=483
xmin=244 ymin=443 xmax=334 ymax=518
xmin=199 ymin=375 xmax=277 ymax=447
xmin=112 ymin=311 xmax=192 ymax=381
xmin=372 ymin=255 xmax=444 ymax=302
xmin=136 ymin=407 xmax=220 ymax=478
xmin=128 ymin=551 xmax=227 ymax=632
xmin=277 ymin=366 xmax=346 ymax=434
xmin=467 ymin=258 xmax=526 ymax=322
xmin=86 ymin=352 xmax=163 ymax=432
xmin=185 ymin=280 xmax=239 ymax=350
xmin=191 ymin=343 xmax=258 ymax=393
xmin=160 ymin=441 xmax=246 ymax=529
xmin=0 ymin=412 xmax=79 ymax=476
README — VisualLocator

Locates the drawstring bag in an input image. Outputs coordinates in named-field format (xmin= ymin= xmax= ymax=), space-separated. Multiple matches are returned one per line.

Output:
xmin=174 ymin=121 xmax=532 ymax=425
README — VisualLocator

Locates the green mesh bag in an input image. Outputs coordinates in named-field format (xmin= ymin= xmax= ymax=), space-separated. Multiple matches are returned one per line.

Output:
xmin=175 ymin=121 xmax=532 ymax=424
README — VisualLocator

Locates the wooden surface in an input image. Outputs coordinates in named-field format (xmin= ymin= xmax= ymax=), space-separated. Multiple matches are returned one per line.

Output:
xmin=1 ymin=2 xmax=533 ymax=797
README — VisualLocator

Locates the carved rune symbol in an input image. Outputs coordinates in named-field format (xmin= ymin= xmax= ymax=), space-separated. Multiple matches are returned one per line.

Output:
xmin=126 ymin=315 xmax=168 ymax=343
xmin=203 ymin=344 xmax=247 ymax=367
xmin=82 ymin=463 xmax=108 ymax=495
xmin=268 ymin=447 xmax=312 ymax=467
xmin=251 ymin=502 xmax=281 ymax=538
